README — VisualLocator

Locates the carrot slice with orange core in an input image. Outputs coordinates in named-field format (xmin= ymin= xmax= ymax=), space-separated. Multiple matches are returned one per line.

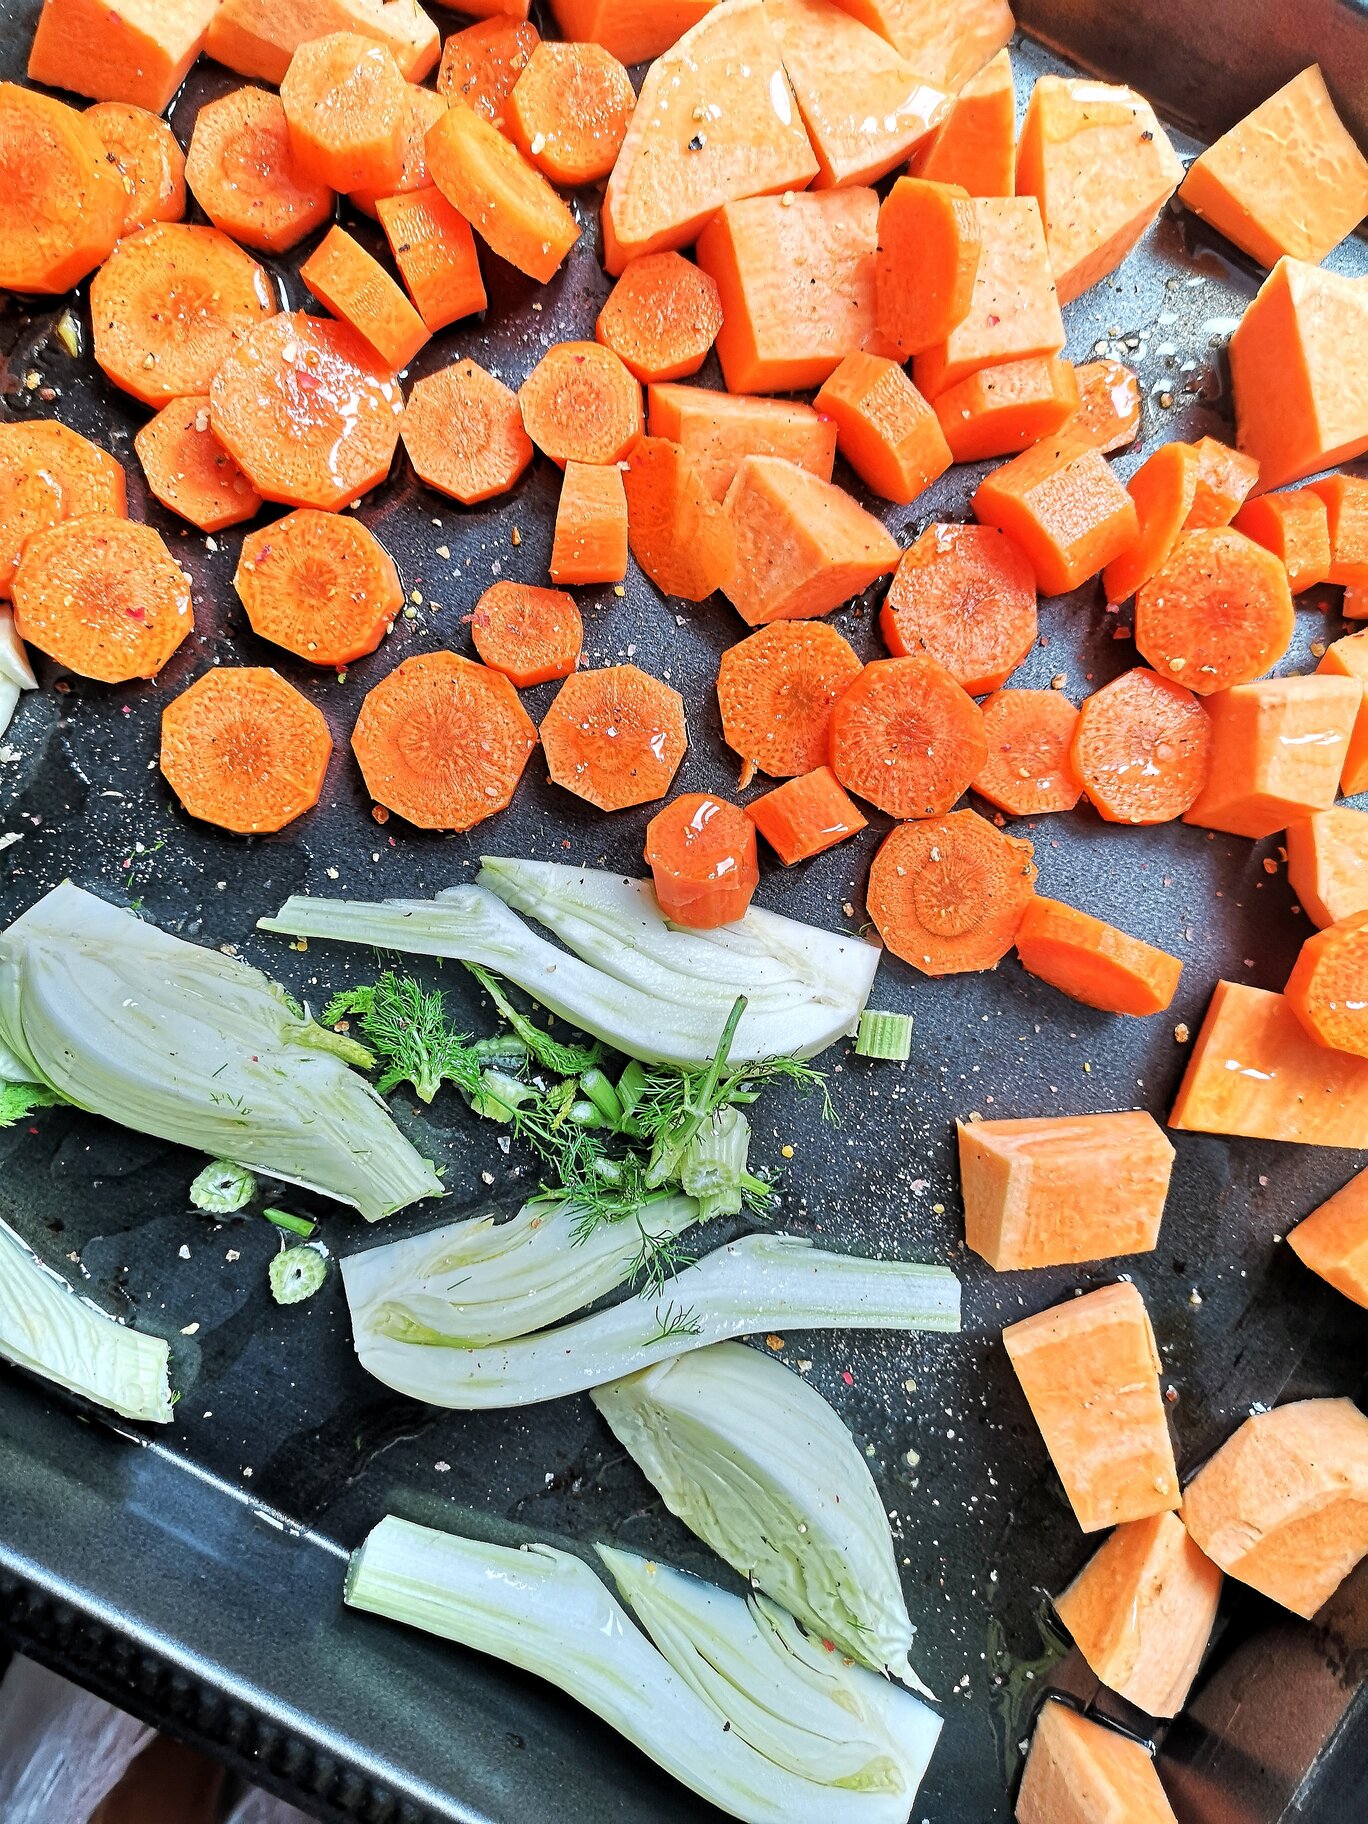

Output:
xmin=401 ymin=359 xmax=531 ymax=506
xmin=831 ymin=654 xmax=987 ymax=820
xmin=644 ymin=792 xmax=759 ymax=929
xmin=1285 ymin=913 xmax=1368 ymax=1060
xmin=1135 ymin=527 xmax=1295 ymax=695
xmin=280 ymin=33 xmax=406 ymax=193
xmin=0 ymin=422 xmax=126 ymax=520
xmin=236 ymin=509 xmax=402 ymax=666
xmin=1287 ymin=807 xmax=1368 ymax=930
xmin=932 ymin=356 xmax=1080 ymax=463
xmin=185 ymin=86 xmax=334 ymax=255
xmin=349 ymin=84 xmax=447 ymax=216
xmin=0 ymin=454 xmax=62 ymax=599
xmin=0 ymin=84 xmax=123 ymax=294
xmin=716 ymin=621 xmax=862 ymax=785
xmin=85 ymin=102 xmax=186 ymax=235
xmin=519 ymin=342 xmax=643 ymax=468
xmin=471 ymin=581 xmax=582 ymax=689
xmin=973 ymin=688 xmax=1081 ymax=818
xmin=301 ymin=225 xmax=430 ymax=371
xmin=1102 ymin=440 xmax=1201 ymax=604
xmin=437 ymin=17 xmax=539 ymax=126
xmin=1183 ymin=435 xmax=1260 ymax=528
xmin=814 ymin=354 xmax=951 ymax=505
xmin=875 ymin=176 xmax=980 ymax=359
xmin=1233 ymin=488 xmax=1332 ymax=593
xmin=541 ymin=664 xmax=687 ymax=811
xmin=746 ymin=766 xmax=867 ymax=865
xmin=721 ymin=455 xmax=899 ymax=625
xmin=973 ymin=439 xmax=1139 ymax=596
xmin=1015 ymin=897 xmax=1183 ymax=1016
xmin=597 ymin=256 xmax=723 ymax=385
xmin=647 ymin=385 xmax=837 ymax=502
xmin=1071 ymin=667 xmax=1211 ymax=825
xmin=1288 ymin=1167 xmax=1368 ymax=1308
xmin=550 ymin=463 xmax=629 ymax=586
xmin=866 ymin=809 xmax=1036 ymax=975
xmin=881 ymin=522 xmax=1037 ymax=697
xmin=377 ymin=188 xmax=487 ymax=333
xmin=1066 ymin=358 xmax=1141 ymax=454
xmin=507 ymin=41 xmax=634 ymax=186
xmin=1306 ymin=473 xmax=1368 ymax=586
xmin=1018 ymin=1699 xmax=1180 ymax=1824
xmin=352 ymin=650 xmax=538 ymax=831
xmin=908 ymin=46 xmax=1015 ymax=196
xmin=203 ymin=0 xmax=440 ymax=86
xmin=1316 ymin=632 xmax=1368 ymax=795
xmin=622 ymin=438 xmax=735 ymax=604
xmin=91 ymin=222 xmax=276 ymax=410
xmin=12 ymin=516 xmax=192 ymax=683
xmin=160 ymin=667 xmax=332 ymax=835
xmin=135 ymin=395 xmax=262 ymax=533
xmin=1183 ymin=675 xmax=1358 ymax=841
xmin=211 ymin=312 xmax=404 ymax=512
xmin=426 ymin=102 xmax=578 ymax=283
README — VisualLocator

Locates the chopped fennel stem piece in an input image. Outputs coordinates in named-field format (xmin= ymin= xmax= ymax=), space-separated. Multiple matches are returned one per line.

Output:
xmin=190 ymin=1159 xmax=257 ymax=1214
xmin=270 ymin=1244 xmax=328 ymax=1304
xmin=263 ymin=1206 xmax=316 ymax=1238
xmin=344 ymin=1517 xmax=942 ymax=1824
xmin=855 ymin=1011 xmax=913 ymax=1062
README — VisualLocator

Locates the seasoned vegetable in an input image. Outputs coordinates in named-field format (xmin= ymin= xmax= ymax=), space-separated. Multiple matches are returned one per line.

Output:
xmin=1018 ymin=1701 xmax=1179 ymax=1824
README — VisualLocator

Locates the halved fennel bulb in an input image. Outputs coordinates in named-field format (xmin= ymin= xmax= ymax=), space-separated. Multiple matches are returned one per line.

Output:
xmin=0 ymin=606 xmax=36 ymax=741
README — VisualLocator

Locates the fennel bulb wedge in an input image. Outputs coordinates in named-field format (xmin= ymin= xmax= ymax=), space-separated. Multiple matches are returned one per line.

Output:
xmin=345 ymin=1516 xmax=941 ymax=1824
xmin=348 ymin=1232 xmax=959 ymax=1408
xmin=0 ymin=608 xmax=37 ymax=691
xmin=0 ymin=1218 xmax=172 ymax=1423
xmin=592 ymin=1342 xmax=928 ymax=1688
xmin=0 ymin=884 xmax=441 ymax=1222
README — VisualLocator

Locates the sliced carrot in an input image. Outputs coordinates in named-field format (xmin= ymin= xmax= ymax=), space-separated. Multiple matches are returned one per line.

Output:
xmin=1183 ymin=1398 xmax=1368 ymax=1619
xmin=881 ymin=522 xmax=1036 ymax=697
xmin=646 ymin=385 xmax=837 ymax=501
xmin=210 ymin=311 xmax=404 ymax=513
xmin=1065 ymin=358 xmax=1141 ymax=455
xmin=1316 ymin=630 xmax=1368 ymax=795
xmin=540 ymin=664 xmax=687 ymax=810
xmin=135 ymin=395 xmax=262 ymax=533
xmin=1306 ymin=473 xmax=1368 ymax=587
xmin=549 ymin=462 xmax=629 ymax=586
xmin=28 ymin=0 xmax=217 ymax=113
xmin=91 ymin=222 xmax=276 ymax=410
xmin=602 ymin=0 xmax=818 ymax=272
xmin=1017 ymin=1701 xmax=1180 ymax=1824
xmin=596 ymin=256 xmax=723 ymax=385
xmin=548 ymin=0 xmax=712 ymax=65
xmin=349 ymin=83 xmax=447 ymax=217
xmin=160 ymin=667 xmax=332 ymax=835
xmin=720 ymin=455 xmax=899 ymax=626
xmin=1285 ymin=913 xmax=1368 ymax=1059
xmin=1288 ymin=1168 xmax=1368 ymax=1308
xmin=12 ymin=516 xmax=192 ymax=683
xmin=236 ymin=509 xmax=402 ymax=666
xmin=958 ymin=1111 xmax=1175 ymax=1271
xmin=1102 ymin=441 xmax=1201 ymax=605
xmin=716 ymin=621 xmax=862 ymax=784
xmin=0 ymin=422 xmax=126 ymax=520
xmin=974 ymin=688 xmax=1081 ymax=817
xmin=973 ymin=440 xmax=1139 ymax=597
xmin=622 ymin=438 xmax=735 ymax=604
xmin=85 ymin=102 xmax=185 ymax=235
xmin=866 ymin=808 xmax=1036 ymax=975
xmin=831 ymin=654 xmax=986 ymax=819
xmin=1071 ymin=668 xmax=1211 ymax=826
xmin=0 ymin=448 xmax=63 ymax=599
xmin=746 ymin=766 xmax=867 ymax=864
xmin=908 ymin=46 xmax=1015 ymax=196
xmin=932 ymin=357 xmax=1080 ymax=464
xmin=1229 ymin=257 xmax=1368 ymax=491
xmin=0 ymin=84 xmax=125 ymax=294
xmin=1134 ymin=528 xmax=1295 ymax=694
xmin=823 ymin=0 xmax=1012 ymax=92
xmin=400 ymin=358 xmax=531 ymax=506
xmin=1287 ymin=807 xmax=1368 ymax=929
xmin=506 ymin=41 xmax=633 ymax=186
xmin=471 ymin=582 xmax=582 ymax=688
xmin=1183 ymin=435 xmax=1260 ymax=529
xmin=1185 ymin=675 xmax=1357 ymax=841
xmin=644 ymin=793 xmax=759 ymax=929
xmin=426 ymin=102 xmax=579 ymax=283
xmin=874 ymin=177 xmax=980 ymax=360
xmin=911 ymin=195 xmax=1065 ymax=399
xmin=376 ymin=187 xmax=487 ymax=333
xmin=204 ymin=0 xmax=440 ymax=86
xmin=1233 ymin=488 xmax=1332 ymax=593
xmin=813 ymin=354 xmax=951 ymax=505
xmin=519 ymin=343 xmax=643 ymax=468
xmin=185 ymin=86 xmax=333 ymax=256
xmin=280 ymin=33 xmax=406 ymax=194
xmin=301 ymin=225 xmax=429 ymax=371
xmin=437 ymin=18 xmax=539 ymax=127
xmin=1015 ymin=897 xmax=1183 ymax=1016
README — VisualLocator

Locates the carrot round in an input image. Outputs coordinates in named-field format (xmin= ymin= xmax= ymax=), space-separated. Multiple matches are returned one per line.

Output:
xmin=350 ymin=84 xmax=447 ymax=216
xmin=1286 ymin=913 xmax=1368 ymax=1060
xmin=300 ymin=225 xmax=429 ymax=371
xmin=135 ymin=395 xmax=262 ymax=533
xmin=875 ymin=176 xmax=981 ymax=359
xmin=549 ymin=462 xmax=629 ymax=585
xmin=1135 ymin=528 xmax=1295 ymax=695
xmin=830 ymin=654 xmax=987 ymax=820
xmin=507 ymin=41 xmax=635 ymax=186
xmin=867 ymin=810 xmax=1037 ymax=975
xmin=210 ymin=312 xmax=404 ymax=513
xmin=540 ymin=664 xmax=687 ymax=811
xmin=1066 ymin=359 xmax=1141 ymax=454
xmin=0 ymin=422 xmax=126 ymax=520
xmin=236 ymin=510 xmax=403 ymax=666
xmin=425 ymin=101 xmax=579 ymax=284
xmin=436 ymin=17 xmax=540 ymax=125
xmin=746 ymin=766 xmax=867 ymax=865
xmin=12 ymin=516 xmax=192 ymax=683
xmin=185 ymin=86 xmax=334 ymax=255
xmin=0 ymin=83 xmax=124 ymax=294
xmin=622 ymin=437 xmax=735 ymax=604
xmin=596 ymin=254 xmax=723 ymax=384
xmin=471 ymin=581 xmax=582 ymax=688
xmin=881 ymin=522 xmax=1037 ymax=696
xmin=644 ymin=792 xmax=759 ymax=929
xmin=519 ymin=342 xmax=643 ymax=468
xmin=377 ymin=187 xmax=488 ymax=334
xmin=280 ymin=33 xmax=406 ymax=194
xmin=352 ymin=650 xmax=538 ymax=831
xmin=90 ymin=222 xmax=276 ymax=409
xmin=160 ymin=667 xmax=332 ymax=835
xmin=401 ymin=359 xmax=531 ymax=506
xmin=716 ymin=621 xmax=862 ymax=785
xmin=85 ymin=102 xmax=186 ymax=235
xmin=974 ymin=689 xmax=1081 ymax=818
xmin=1015 ymin=897 xmax=1183 ymax=1016
xmin=1071 ymin=667 xmax=1211 ymax=825
xmin=1102 ymin=441 xmax=1201 ymax=604
xmin=0 ymin=453 xmax=63 ymax=599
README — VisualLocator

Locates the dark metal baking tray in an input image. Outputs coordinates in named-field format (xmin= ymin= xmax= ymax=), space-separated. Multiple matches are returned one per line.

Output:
xmin=2 ymin=0 xmax=1367 ymax=1818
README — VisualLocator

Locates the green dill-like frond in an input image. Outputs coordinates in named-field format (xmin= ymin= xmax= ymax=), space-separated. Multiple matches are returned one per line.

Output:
xmin=323 ymin=984 xmax=374 ymax=1026
xmin=645 ymin=1300 xmax=702 ymax=1345
xmin=0 ymin=1081 xmax=68 ymax=1127
xmin=341 ymin=973 xmax=485 ymax=1104
xmin=626 ymin=1218 xmax=694 ymax=1301
xmin=465 ymin=962 xmax=600 ymax=1077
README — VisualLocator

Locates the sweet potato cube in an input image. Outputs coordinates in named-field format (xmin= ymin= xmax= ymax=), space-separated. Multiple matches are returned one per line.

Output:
xmin=647 ymin=385 xmax=837 ymax=501
xmin=549 ymin=0 xmax=714 ymax=67
xmin=1182 ymin=675 xmax=1359 ymax=840
xmin=29 ymin=0 xmax=219 ymax=111
xmin=909 ymin=46 xmax=1015 ymax=197
xmin=825 ymin=0 xmax=1013 ymax=93
xmin=1315 ymin=632 xmax=1368 ymax=796
xmin=720 ymin=454 xmax=899 ymax=625
xmin=204 ymin=0 xmax=440 ymax=85
xmin=973 ymin=440 xmax=1139 ymax=597
xmin=1288 ymin=1169 xmax=1368 ymax=1308
xmin=1287 ymin=806 xmax=1368 ymax=928
xmin=1017 ymin=1701 xmax=1180 ymax=1824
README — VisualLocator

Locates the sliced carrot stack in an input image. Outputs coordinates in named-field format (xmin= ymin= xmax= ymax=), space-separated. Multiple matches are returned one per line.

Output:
xmin=350 ymin=84 xmax=447 ymax=217
xmin=12 ymin=517 xmax=192 ymax=683
xmin=135 ymin=395 xmax=262 ymax=533
xmin=550 ymin=463 xmax=629 ymax=585
xmin=0 ymin=84 xmax=123 ymax=294
xmin=507 ymin=41 xmax=634 ymax=186
xmin=436 ymin=17 xmax=539 ymax=126
xmin=645 ymin=793 xmax=759 ymax=929
xmin=1182 ymin=675 xmax=1358 ymax=840
xmin=519 ymin=343 xmax=643 ymax=468
xmin=377 ymin=188 xmax=487 ymax=333
xmin=973 ymin=689 xmax=1081 ymax=817
xmin=746 ymin=767 xmax=867 ymax=865
xmin=549 ymin=0 xmax=712 ymax=65
xmin=471 ymin=582 xmax=582 ymax=689
xmin=401 ymin=359 xmax=531 ymax=505
xmin=426 ymin=101 xmax=579 ymax=283
xmin=716 ymin=621 xmax=862 ymax=785
xmin=1014 ymin=898 xmax=1183 ymax=1016
xmin=1017 ymin=1702 xmax=1180 ymax=1824
xmin=352 ymin=651 xmax=538 ymax=831
xmin=1183 ymin=435 xmax=1260 ymax=529
xmin=721 ymin=456 xmax=899 ymax=625
xmin=185 ymin=87 xmax=334 ymax=254
xmin=1285 ymin=913 xmax=1368 ymax=1060
xmin=1065 ymin=358 xmax=1141 ymax=454
xmin=874 ymin=176 xmax=980 ymax=359
xmin=597 ymin=256 xmax=723 ymax=385
xmin=622 ymin=438 xmax=735 ymax=604
xmin=832 ymin=655 xmax=986 ymax=819
xmin=203 ymin=0 xmax=440 ymax=85
xmin=814 ymin=354 xmax=951 ymax=504
xmin=85 ymin=103 xmax=186 ymax=235
xmin=973 ymin=440 xmax=1138 ymax=596
xmin=236 ymin=510 xmax=402 ymax=666
xmin=160 ymin=668 xmax=332 ymax=835
xmin=1307 ymin=474 xmax=1368 ymax=586
xmin=301 ymin=226 xmax=430 ymax=371
xmin=866 ymin=810 xmax=1036 ymax=975
xmin=647 ymin=386 xmax=837 ymax=501
xmin=1135 ymin=528 xmax=1295 ymax=694
xmin=1071 ymin=668 xmax=1211 ymax=826
xmin=28 ymin=0 xmax=218 ymax=113
xmin=881 ymin=523 xmax=1037 ymax=697
xmin=541 ymin=665 xmax=687 ymax=810
xmin=1288 ymin=804 xmax=1368 ymax=928
xmin=909 ymin=47 xmax=1015 ymax=196
xmin=932 ymin=357 xmax=1080 ymax=463
xmin=1232 ymin=488 xmax=1332 ymax=593
xmin=280 ymin=33 xmax=406 ymax=193
xmin=0 ymin=422 xmax=125 ymax=521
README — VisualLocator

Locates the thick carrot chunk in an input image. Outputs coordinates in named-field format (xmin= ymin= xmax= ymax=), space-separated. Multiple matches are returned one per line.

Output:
xmin=541 ymin=664 xmax=687 ymax=810
xmin=349 ymin=83 xmax=446 ymax=217
xmin=825 ymin=0 xmax=1012 ymax=93
xmin=1017 ymin=1701 xmax=1180 ymax=1824
xmin=1015 ymin=897 xmax=1182 ymax=1016
xmin=973 ymin=440 xmax=1138 ymax=597
xmin=376 ymin=188 xmax=487 ymax=333
xmin=1003 ymin=1281 xmax=1179 ymax=1532
xmin=1288 ymin=1169 xmax=1368 ymax=1307
xmin=716 ymin=621 xmax=862 ymax=784
xmin=160 ymin=667 xmax=331 ymax=835
xmin=13 ymin=517 xmax=192 ymax=683
xmin=549 ymin=0 xmax=713 ymax=64
xmin=280 ymin=33 xmax=407 ymax=194
xmin=874 ymin=177 xmax=980 ymax=361
xmin=1287 ymin=807 xmax=1368 ymax=929
xmin=28 ymin=0 xmax=217 ymax=112
xmin=646 ymin=386 xmax=837 ymax=501
xmin=622 ymin=438 xmax=734 ymax=604
xmin=437 ymin=18 xmax=539 ymax=128
xmin=185 ymin=87 xmax=334 ymax=255
xmin=1135 ymin=528 xmax=1295 ymax=695
xmin=933 ymin=357 xmax=1080 ymax=463
xmin=471 ymin=582 xmax=582 ymax=689
xmin=746 ymin=766 xmax=866 ymax=864
xmin=1183 ymin=675 xmax=1359 ymax=840
xmin=507 ymin=41 xmax=633 ymax=185
xmin=1306 ymin=473 xmax=1368 ymax=586
xmin=1233 ymin=489 xmax=1332 ymax=593
xmin=85 ymin=102 xmax=185 ymax=235
xmin=204 ymin=0 xmax=439 ymax=85
xmin=1072 ymin=668 xmax=1211 ymax=826
xmin=549 ymin=462 xmax=629 ymax=586
xmin=959 ymin=1111 xmax=1174 ymax=1272
xmin=814 ymin=353 xmax=951 ymax=504
xmin=597 ymin=256 xmax=723 ymax=385
xmin=1316 ymin=631 xmax=1368 ymax=793
xmin=519 ymin=342 xmax=643 ymax=468
xmin=1065 ymin=359 xmax=1141 ymax=455
xmin=301 ymin=226 xmax=430 ymax=371
xmin=135 ymin=395 xmax=262 ymax=534
xmin=881 ymin=522 xmax=1036 ymax=697
xmin=1183 ymin=435 xmax=1260 ymax=529
xmin=1286 ymin=912 xmax=1368 ymax=1059
xmin=910 ymin=46 xmax=1014 ymax=195
xmin=645 ymin=793 xmax=759 ymax=929
xmin=1102 ymin=442 xmax=1200 ymax=605
xmin=720 ymin=456 xmax=898 ymax=625
xmin=401 ymin=359 xmax=531 ymax=506
xmin=426 ymin=102 xmax=578 ymax=283
xmin=866 ymin=810 xmax=1036 ymax=975
xmin=974 ymin=688 xmax=1081 ymax=817
xmin=236 ymin=510 xmax=402 ymax=666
